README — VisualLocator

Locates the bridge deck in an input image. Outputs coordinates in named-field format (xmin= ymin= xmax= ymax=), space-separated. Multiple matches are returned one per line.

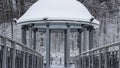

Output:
xmin=51 ymin=64 xmax=75 ymax=68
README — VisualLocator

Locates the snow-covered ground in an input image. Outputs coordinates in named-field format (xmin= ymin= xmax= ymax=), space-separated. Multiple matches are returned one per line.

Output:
xmin=51 ymin=64 xmax=75 ymax=68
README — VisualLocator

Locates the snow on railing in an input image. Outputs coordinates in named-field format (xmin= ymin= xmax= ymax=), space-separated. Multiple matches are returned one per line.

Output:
xmin=74 ymin=41 xmax=120 ymax=68
xmin=0 ymin=34 xmax=44 ymax=68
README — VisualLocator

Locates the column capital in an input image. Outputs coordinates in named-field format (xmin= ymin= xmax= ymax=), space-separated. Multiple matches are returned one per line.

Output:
xmin=78 ymin=29 xmax=83 ymax=33
xmin=87 ymin=26 xmax=94 ymax=31
xmin=81 ymin=24 xmax=88 ymax=28
xmin=21 ymin=25 xmax=28 ymax=30
xmin=33 ymin=28 xmax=38 ymax=32
xmin=66 ymin=23 xmax=71 ymax=27
xmin=29 ymin=23 xmax=34 ymax=27
xmin=81 ymin=24 xmax=95 ymax=31
xmin=46 ymin=22 xmax=50 ymax=26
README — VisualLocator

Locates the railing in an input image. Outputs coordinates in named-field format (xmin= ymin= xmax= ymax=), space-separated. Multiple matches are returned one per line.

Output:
xmin=74 ymin=41 xmax=120 ymax=68
xmin=0 ymin=34 xmax=44 ymax=68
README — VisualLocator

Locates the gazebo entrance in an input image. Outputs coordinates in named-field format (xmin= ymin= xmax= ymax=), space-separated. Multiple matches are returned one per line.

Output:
xmin=20 ymin=22 xmax=96 ymax=68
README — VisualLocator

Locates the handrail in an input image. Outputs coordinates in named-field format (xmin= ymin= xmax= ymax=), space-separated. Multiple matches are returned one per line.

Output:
xmin=0 ymin=34 xmax=44 ymax=68
xmin=0 ymin=34 xmax=43 ymax=58
xmin=74 ymin=41 xmax=120 ymax=68
xmin=81 ymin=41 xmax=120 ymax=54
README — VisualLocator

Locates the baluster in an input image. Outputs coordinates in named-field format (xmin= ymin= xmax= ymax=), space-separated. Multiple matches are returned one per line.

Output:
xmin=35 ymin=56 xmax=37 ymax=68
xmin=27 ymin=52 xmax=29 ymax=68
xmin=32 ymin=54 xmax=34 ymax=68
xmin=104 ymin=48 xmax=108 ymax=68
xmin=119 ymin=45 xmax=120 ymax=68
xmin=39 ymin=57 xmax=41 ymax=68
xmin=84 ymin=55 xmax=86 ymax=68
xmin=2 ymin=38 xmax=7 ymax=68
xmin=37 ymin=56 xmax=39 ymax=68
xmin=82 ymin=56 xmax=84 ymax=68
xmin=41 ymin=57 xmax=43 ymax=68
xmin=11 ymin=42 xmax=16 ymax=68
xmin=40 ymin=57 xmax=42 ymax=68
xmin=23 ymin=51 xmax=25 ymax=68
xmin=91 ymin=51 xmax=94 ymax=68
xmin=99 ymin=50 xmax=101 ymax=68
xmin=0 ymin=45 xmax=3 ymax=68
xmin=79 ymin=56 xmax=81 ymax=68
xmin=33 ymin=55 xmax=35 ymax=68
xmin=88 ymin=54 xmax=91 ymax=68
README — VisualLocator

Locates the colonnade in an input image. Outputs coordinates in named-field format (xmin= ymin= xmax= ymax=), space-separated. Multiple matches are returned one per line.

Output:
xmin=21 ymin=23 xmax=94 ymax=68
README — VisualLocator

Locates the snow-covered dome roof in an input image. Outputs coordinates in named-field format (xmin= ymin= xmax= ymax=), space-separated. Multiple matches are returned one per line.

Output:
xmin=17 ymin=0 xmax=100 ymax=28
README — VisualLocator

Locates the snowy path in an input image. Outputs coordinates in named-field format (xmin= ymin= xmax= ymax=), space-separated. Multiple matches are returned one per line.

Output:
xmin=51 ymin=64 xmax=75 ymax=68
xmin=51 ymin=65 xmax=64 ymax=68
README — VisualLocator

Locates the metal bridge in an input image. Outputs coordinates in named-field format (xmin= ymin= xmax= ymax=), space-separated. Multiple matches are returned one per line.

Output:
xmin=74 ymin=41 xmax=120 ymax=68
xmin=0 ymin=34 xmax=43 ymax=68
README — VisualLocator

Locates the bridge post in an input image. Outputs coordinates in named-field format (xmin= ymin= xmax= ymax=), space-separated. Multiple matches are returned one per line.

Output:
xmin=1 ymin=38 xmax=7 ymax=68
xmin=64 ymin=24 xmax=70 ymax=68
xmin=46 ymin=24 xmax=51 ymax=68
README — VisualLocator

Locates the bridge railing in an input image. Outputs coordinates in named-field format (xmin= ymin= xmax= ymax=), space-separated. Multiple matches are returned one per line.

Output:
xmin=0 ymin=34 xmax=44 ymax=68
xmin=74 ymin=41 xmax=120 ymax=68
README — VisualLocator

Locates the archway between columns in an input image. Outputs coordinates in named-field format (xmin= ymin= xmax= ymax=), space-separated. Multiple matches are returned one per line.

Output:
xmin=21 ymin=22 xmax=95 ymax=68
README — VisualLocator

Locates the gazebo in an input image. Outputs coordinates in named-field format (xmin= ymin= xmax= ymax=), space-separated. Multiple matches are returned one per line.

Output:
xmin=17 ymin=0 xmax=100 ymax=68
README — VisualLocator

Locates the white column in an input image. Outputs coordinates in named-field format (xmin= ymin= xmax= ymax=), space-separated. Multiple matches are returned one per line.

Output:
xmin=78 ymin=29 xmax=82 ymax=54
xmin=83 ymin=27 xmax=87 ymax=51
xmin=29 ymin=26 xmax=33 ymax=48
xmin=64 ymin=25 xmax=70 ymax=68
xmin=46 ymin=24 xmax=51 ymax=68
xmin=21 ymin=25 xmax=27 ymax=44
xmin=89 ymin=26 xmax=94 ymax=50
xmin=33 ymin=29 xmax=37 ymax=50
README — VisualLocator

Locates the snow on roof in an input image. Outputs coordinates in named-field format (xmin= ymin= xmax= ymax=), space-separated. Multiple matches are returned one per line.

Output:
xmin=17 ymin=0 xmax=100 ymax=28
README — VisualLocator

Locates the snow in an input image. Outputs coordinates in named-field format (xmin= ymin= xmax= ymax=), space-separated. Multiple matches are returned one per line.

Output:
xmin=17 ymin=0 xmax=99 ymax=28
xmin=51 ymin=64 xmax=75 ymax=68
xmin=51 ymin=65 xmax=65 ymax=68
